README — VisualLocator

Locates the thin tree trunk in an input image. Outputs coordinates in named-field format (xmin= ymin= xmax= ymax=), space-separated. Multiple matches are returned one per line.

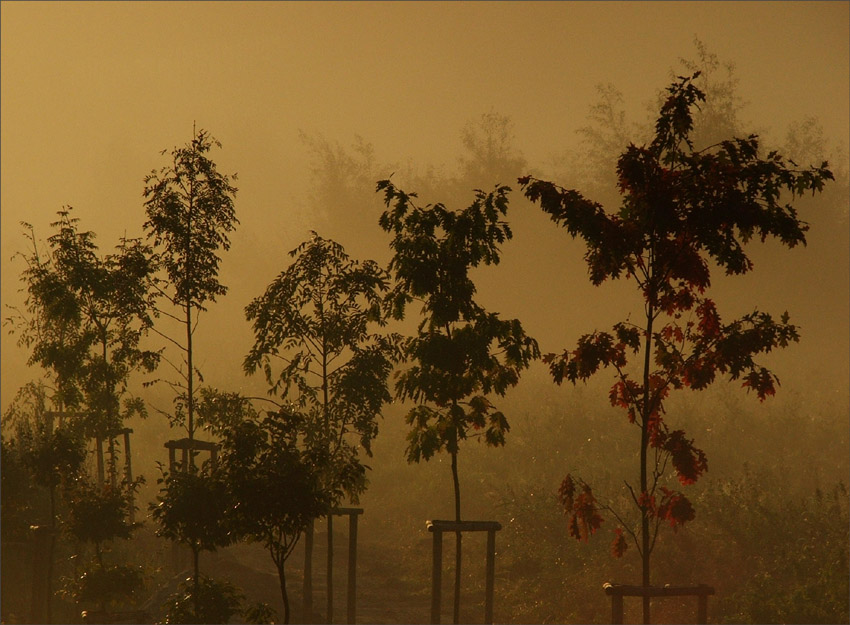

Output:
xmin=275 ymin=559 xmax=291 ymax=624
xmin=192 ymin=546 xmax=200 ymax=619
xmin=186 ymin=298 xmax=194 ymax=448
xmin=640 ymin=300 xmax=655 ymax=625
xmin=46 ymin=484 xmax=56 ymax=624
xmin=451 ymin=447 xmax=461 ymax=625
xmin=327 ymin=513 xmax=334 ymax=623
xmin=186 ymin=135 xmax=195 ymax=451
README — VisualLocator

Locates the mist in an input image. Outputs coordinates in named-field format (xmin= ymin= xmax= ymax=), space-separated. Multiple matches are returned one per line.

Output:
xmin=2 ymin=3 xmax=848 ymax=624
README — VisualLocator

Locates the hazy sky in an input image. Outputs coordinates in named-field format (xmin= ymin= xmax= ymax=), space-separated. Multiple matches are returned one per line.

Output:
xmin=2 ymin=1 xmax=848 ymax=412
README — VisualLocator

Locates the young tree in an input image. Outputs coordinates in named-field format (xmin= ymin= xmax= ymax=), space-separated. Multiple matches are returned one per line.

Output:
xmin=62 ymin=478 xmax=144 ymax=615
xmin=149 ymin=459 xmax=235 ymax=620
xmin=244 ymin=233 xmax=398 ymax=619
xmin=6 ymin=209 xmax=159 ymax=482
xmin=244 ymin=234 xmax=397 ymax=499
xmin=377 ymin=179 xmax=539 ymax=623
xmin=201 ymin=391 xmax=330 ymax=624
xmin=519 ymin=73 xmax=833 ymax=623
xmin=143 ymin=126 xmax=238 ymax=446
xmin=4 ymin=382 xmax=87 ymax=624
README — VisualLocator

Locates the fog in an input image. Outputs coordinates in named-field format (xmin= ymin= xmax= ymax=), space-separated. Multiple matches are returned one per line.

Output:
xmin=2 ymin=2 xmax=848 ymax=624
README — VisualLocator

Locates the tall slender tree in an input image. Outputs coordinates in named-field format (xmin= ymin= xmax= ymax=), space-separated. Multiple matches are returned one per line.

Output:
xmin=143 ymin=126 xmax=238 ymax=446
xmin=378 ymin=179 xmax=539 ymax=623
xmin=520 ymin=73 xmax=833 ymax=623
xmin=244 ymin=233 xmax=398 ymax=621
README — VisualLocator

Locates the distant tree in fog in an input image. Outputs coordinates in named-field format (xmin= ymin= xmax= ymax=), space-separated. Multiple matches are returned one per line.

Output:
xmin=143 ymin=126 xmax=238 ymax=446
xmin=520 ymin=72 xmax=833 ymax=623
xmin=377 ymin=178 xmax=539 ymax=624
xmin=552 ymin=38 xmax=749 ymax=209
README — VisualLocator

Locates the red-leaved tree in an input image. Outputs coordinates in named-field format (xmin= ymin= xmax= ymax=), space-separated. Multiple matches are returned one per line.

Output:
xmin=519 ymin=73 xmax=833 ymax=622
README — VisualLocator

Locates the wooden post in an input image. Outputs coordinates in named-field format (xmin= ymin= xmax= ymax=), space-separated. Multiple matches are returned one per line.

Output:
xmin=427 ymin=520 xmax=501 ymax=625
xmin=327 ymin=512 xmax=334 ymax=624
xmin=347 ymin=512 xmax=358 ymax=625
xmin=484 ymin=529 xmax=496 ymax=625
xmin=603 ymin=583 xmax=714 ymax=624
xmin=431 ymin=527 xmax=442 ymax=625
xmin=698 ymin=593 xmax=708 ymax=625
xmin=610 ymin=592 xmax=624 ymax=624
xmin=108 ymin=437 xmax=118 ymax=489
xmin=304 ymin=519 xmax=314 ymax=624
xmin=29 ymin=526 xmax=52 ymax=625
xmin=168 ymin=447 xmax=176 ymax=472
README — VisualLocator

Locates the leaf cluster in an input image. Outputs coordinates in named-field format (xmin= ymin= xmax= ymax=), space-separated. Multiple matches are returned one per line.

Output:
xmin=7 ymin=209 xmax=160 ymax=438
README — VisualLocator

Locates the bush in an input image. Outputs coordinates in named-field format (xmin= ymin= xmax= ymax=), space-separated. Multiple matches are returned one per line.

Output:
xmin=160 ymin=575 xmax=244 ymax=625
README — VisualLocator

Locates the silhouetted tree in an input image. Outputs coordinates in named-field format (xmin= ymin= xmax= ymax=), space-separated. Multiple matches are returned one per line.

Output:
xmin=6 ymin=209 xmax=158 ymax=449
xmin=244 ymin=234 xmax=398 ymax=619
xmin=201 ymin=392 xmax=329 ymax=624
xmin=3 ymin=382 xmax=86 ymax=624
xmin=377 ymin=179 xmax=539 ymax=623
xmin=150 ymin=460 xmax=235 ymax=619
xmin=520 ymin=73 xmax=833 ymax=624
xmin=61 ymin=478 xmax=144 ymax=614
xmin=143 ymin=126 xmax=238 ymax=446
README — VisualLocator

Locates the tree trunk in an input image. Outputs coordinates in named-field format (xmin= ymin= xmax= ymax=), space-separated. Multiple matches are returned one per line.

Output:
xmin=451 ymin=448 xmax=462 ymax=625
xmin=640 ymin=301 xmax=655 ymax=625
xmin=192 ymin=546 xmax=200 ymax=619
xmin=46 ymin=485 xmax=56 ymax=624
xmin=275 ymin=559 xmax=291 ymax=624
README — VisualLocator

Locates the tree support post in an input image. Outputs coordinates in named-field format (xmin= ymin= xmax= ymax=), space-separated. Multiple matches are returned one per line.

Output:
xmin=426 ymin=520 xmax=502 ymax=625
xmin=603 ymin=583 xmax=715 ymax=624
xmin=304 ymin=507 xmax=363 ymax=624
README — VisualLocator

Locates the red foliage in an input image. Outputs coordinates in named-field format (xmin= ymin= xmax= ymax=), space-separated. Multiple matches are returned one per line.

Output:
xmin=657 ymin=487 xmax=696 ymax=530
xmin=611 ymin=528 xmax=628 ymax=558
xmin=520 ymin=72 xmax=832 ymax=563
xmin=559 ymin=476 xmax=603 ymax=542
xmin=664 ymin=430 xmax=708 ymax=485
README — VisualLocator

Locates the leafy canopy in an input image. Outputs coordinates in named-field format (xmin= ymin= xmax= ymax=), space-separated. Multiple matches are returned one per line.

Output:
xmin=143 ymin=128 xmax=238 ymax=313
xmin=6 ymin=209 xmax=158 ymax=434
xmin=244 ymin=234 xmax=399 ymax=502
xmin=377 ymin=179 xmax=540 ymax=463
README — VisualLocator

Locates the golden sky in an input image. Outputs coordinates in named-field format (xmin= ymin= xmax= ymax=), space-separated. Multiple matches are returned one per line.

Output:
xmin=2 ymin=1 xmax=848 ymax=411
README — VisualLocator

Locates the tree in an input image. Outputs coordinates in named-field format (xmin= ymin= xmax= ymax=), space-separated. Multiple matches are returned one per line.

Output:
xmin=3 ymin=381 xmax=87 ymax=624
xmin=149 ymin=460 xmax=235 ymax=620
xmin=244 ymin=233 xmax=398 ymax=620
xmin=202 ymin=392 xmax=330 ymax=624
xmin=377 ymin=179 xmax=539 ymax=623
xmin=143 ymin=126 xmax=238 ymax=446
xmin=519 ymin=73 xmax=833 ymax=623
xmin=61 ymin=478 xmax=144 ymax=615
xmin=5 ymin=208 xmax=158 ymax=483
